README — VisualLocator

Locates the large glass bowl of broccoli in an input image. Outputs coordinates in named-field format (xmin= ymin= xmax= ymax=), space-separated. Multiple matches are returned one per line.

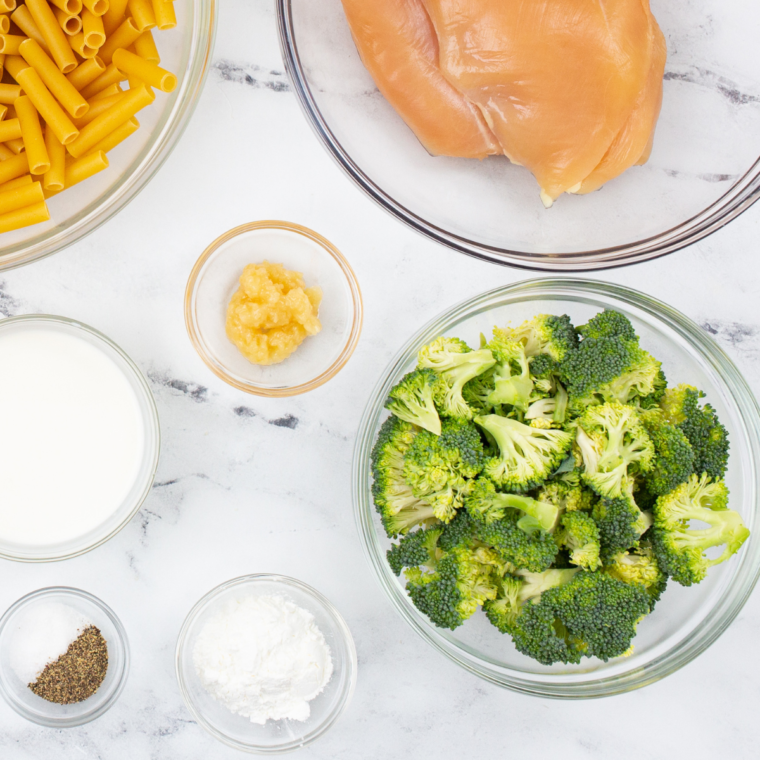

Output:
xmin=353 ymin=279 xmax=760 ymax=697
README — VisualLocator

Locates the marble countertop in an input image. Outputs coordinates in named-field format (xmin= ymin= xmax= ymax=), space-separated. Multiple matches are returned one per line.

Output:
xmin=2 ymin=1 xmax=760 ymax=758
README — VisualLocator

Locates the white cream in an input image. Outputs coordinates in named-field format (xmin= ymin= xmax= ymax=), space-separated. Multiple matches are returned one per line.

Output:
xmin=0 ymin=324 xmax=145 ymax=548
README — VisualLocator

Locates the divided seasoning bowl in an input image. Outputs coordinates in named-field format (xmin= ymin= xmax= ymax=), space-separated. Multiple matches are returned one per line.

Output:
xmin=0 ymin=587 xmax=130 ymax=727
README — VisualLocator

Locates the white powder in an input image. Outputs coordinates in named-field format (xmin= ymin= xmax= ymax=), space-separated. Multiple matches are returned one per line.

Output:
xmin=10 ymin=603 xmax=92 ymax=684
xmin=193 ymin=594 xmax=333 ymax=724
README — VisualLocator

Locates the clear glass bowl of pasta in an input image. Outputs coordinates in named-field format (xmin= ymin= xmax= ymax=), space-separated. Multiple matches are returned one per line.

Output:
xmin=353 ymin=279 xmax=760 ymax=697
xmin=0 ymin=0 xmax=216 ymax=271
xmin=279 ymin=0 xmax=760 ymax=270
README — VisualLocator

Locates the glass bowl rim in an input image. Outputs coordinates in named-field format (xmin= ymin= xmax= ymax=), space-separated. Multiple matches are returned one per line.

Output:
xmin=184 ymin=220 xmax=364 ymax=397
xmin=277 ymin=0 xmax=760 ymax=272
xmin=0 ymin=585 xmax=131 ymax=727
xmin=175 ymin=572 xmax=358 ymax=754
xmin=0 ymin=0 xmax=217 ymax=273
xmin=0 ymin=314 xmax=161 ymax=563
xmin=352 ymin=277 xmax=760 ymax=697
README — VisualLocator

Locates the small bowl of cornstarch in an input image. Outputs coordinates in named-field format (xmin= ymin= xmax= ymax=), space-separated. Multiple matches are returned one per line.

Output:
xmin=176 ymin=574 xmax=357 ymax=753
xmin=0 ymin=587 xmax=130 ymax=726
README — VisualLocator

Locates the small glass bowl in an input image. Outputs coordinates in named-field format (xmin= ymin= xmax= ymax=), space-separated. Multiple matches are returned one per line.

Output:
xmin=185 ymin=221 xmax=363 ymax=396
xmin=0 ymin=587 xmax=130 ymax=727
xmin=353 ymin=278 xmax=760 ymax=697
xmin=0 ymin=315 xmax=161 ymax=563
xmin=176 ymin=574 xmax=357 ymax=754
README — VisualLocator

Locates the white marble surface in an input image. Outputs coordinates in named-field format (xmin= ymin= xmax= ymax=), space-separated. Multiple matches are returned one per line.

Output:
xmin=2 ymin=1 xmax=760 ymax=758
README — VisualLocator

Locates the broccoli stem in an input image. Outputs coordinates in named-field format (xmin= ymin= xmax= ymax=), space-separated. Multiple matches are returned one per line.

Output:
xmin=499 ymin=494 xmax=560 ymax=532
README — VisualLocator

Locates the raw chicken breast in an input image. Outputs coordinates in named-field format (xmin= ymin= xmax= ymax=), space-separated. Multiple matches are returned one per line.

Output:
xmin=341 ymin=0 xmax=501 ymax=159
xmin=422 ymin=0 xmax=660 ymax=204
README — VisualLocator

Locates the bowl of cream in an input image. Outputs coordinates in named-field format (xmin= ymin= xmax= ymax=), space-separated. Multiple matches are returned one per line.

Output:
xmin=0 ymin=315 xmax=160 ymax=562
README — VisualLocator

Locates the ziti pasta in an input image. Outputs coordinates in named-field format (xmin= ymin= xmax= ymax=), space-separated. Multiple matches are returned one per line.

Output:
xmin=0 ymin=0 xmax=179 ymax=234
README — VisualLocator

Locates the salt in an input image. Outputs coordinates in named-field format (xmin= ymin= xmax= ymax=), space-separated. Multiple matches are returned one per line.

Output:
xmin=10 ymin=603 xmax=92 ymax=685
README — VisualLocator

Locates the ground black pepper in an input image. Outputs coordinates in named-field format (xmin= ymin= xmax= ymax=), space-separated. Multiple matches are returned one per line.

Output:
xmin=30 ymin=626 xmax=108 ymax=704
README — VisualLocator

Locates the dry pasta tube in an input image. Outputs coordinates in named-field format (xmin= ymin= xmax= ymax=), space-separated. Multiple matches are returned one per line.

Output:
xmin=64 ymin=149 xmax=107 ymax=187
xmin=0 ymin=117 xmax=21 ymax=142
xmin=82 ymin=9 xmax=105 ymax=47
xmin=0 ymin=35 xmax=28 ymax=55
xmin=15 ymin=67 xmax=79 ymax=145
xmin=0 ymin=0 xmax=15 ymax=13
xmin=73 ymin=91 xmax=120 ymax=126
xmin=26 ymin=0 xmax=78 ymax=73
xmin=86 ymin=114 xmax=137 ymax=154
xmin=43 ymin=125 xmax=65 ymax=191
xmin=0 ymin=153 xmax=30 ymax=185
xmin=0 ymin=104 xmax=7 ymax=120
xmin=66 ymin=56 xmax=106 ymax=90
xmin=0 ymin=15 xmax=9 ymax=34
xmin=67 ymin=82 xmax=152 ymax=156
xmin=15 ymin=95 xmax=50 ymax=174
xmin=0 ymin=144 xmax=14 ymax=160
xmin=89 ymin=82 xmax=121 ymax=101
xmin=4 ymin=54 xmax=28 ymax=79
xmin=5 ymin=138 xmax=25 ymax=154
xmin=0 ymin=174 xmax=33 ymax=191
xmin=133 ymin=29 xmax=158 ymax=63
xmin=102 ymin=0 xmax=126 ymax=35
xmin=53 ymin=7 xmax=81 ymax=35
xmin=98 ymin=17 xmax=140 ymax=65
xmin=0 ymin=179 xmax=44 ymax=215
xmin=50 ymin=0 xmax=82 ymax=14
xmin=128 ymin=0 xmax=154 ymax=32
xmin=0 ymin=82 xmax=19 ymax=104
xmin=152 ymin=0 xmax=175 ymax=31
xmin=82 ymin=0 xmax=108 ymax=16
xmin=113 ymin=48 xmax=175 ymax=92
xmin=20 ymin=39 xmax=89 ymax=119
xmin=0 ymin=202 xmax=50 ymax=233
xmin=79 ymin=62 xmax=125 ymax=99
xmin=10 ymin=6 xmax=50 ymax=53
xmin=69 ymin=32 xmax=98 ymax=58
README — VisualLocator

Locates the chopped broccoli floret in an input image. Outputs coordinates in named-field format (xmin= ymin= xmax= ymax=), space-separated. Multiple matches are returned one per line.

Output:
xmin=537 ymin=480 xmax=596 ymax=513
xmin=592 ymin=478 xmax=652 ymax=559
xmin=556 ymin=512 xmax=601 ymax=570
xmin=652 ymin=474 xmax=748 ymax=586
xmin=529 ymin=353 xmax=558 ymax=381
xmin=604 ymin=540 xmax=667 ymax=608
xmin=502 ymin=314 xmax=579 ymax=362
xmin=640 ymin=409 xmax=695 ymax=496
xmin=575 ymin=402 xmax=654 ymax=498
xmin=509 ymin=571 xmax=652 ymax=665
xmin=561 ymin=328 xmax=662 ymax=412
xmin=402 ymin=418 xmax=484 ymax=523
xmin=387 ymin=526 xmax=442 ymax=576
xmin=476 ymin=414 xmax=573 ymax=492
xmin=464 ymin=477 xmax=560 ymax=531
xmin=484 ymin=568 xmax=579 ymax=634
xmin=405 ymin=545 xmax=500 ymax=630
xmin=438 ymin=509 xmax=478 ymax=551
xmin=371 ymin=416 xmax=437 ymax=537
xmin=486 ymin=330 xmax=534 ymax=411
xmin=475 ymin=511 xmax=559 ymax=572
xmin=417 ymin=337 xmax=496 ymax=420
xmin=385 ymin=368 xmax=443 ymax=435
xmin=577 ymin=310 xmax=638 ymax=342
xmin=660 ymin=385 xmax=729 ymax=480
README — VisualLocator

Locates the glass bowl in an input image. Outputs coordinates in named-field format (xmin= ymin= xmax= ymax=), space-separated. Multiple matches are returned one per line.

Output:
xmin=278 ymin=0 xmax=760 ymax=270
xmin=0 ymin=315 xmax=160 ymax=562
xmin=0 ymin=587 xmax=130 ymax=727
xmin=175 ymin=574 xmax=357 ymax=754
xmin=352 ymin=279 xmax=760 ymax=697
xmin=0 ymin=0 xmax=216 ymax=272
xmin=185 ymin=221 xmax=363 ymax=396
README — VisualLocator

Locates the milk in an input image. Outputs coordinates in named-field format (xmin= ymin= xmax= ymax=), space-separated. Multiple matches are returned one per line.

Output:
xmin=0 ymin=324 xmax=145 ymax=548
